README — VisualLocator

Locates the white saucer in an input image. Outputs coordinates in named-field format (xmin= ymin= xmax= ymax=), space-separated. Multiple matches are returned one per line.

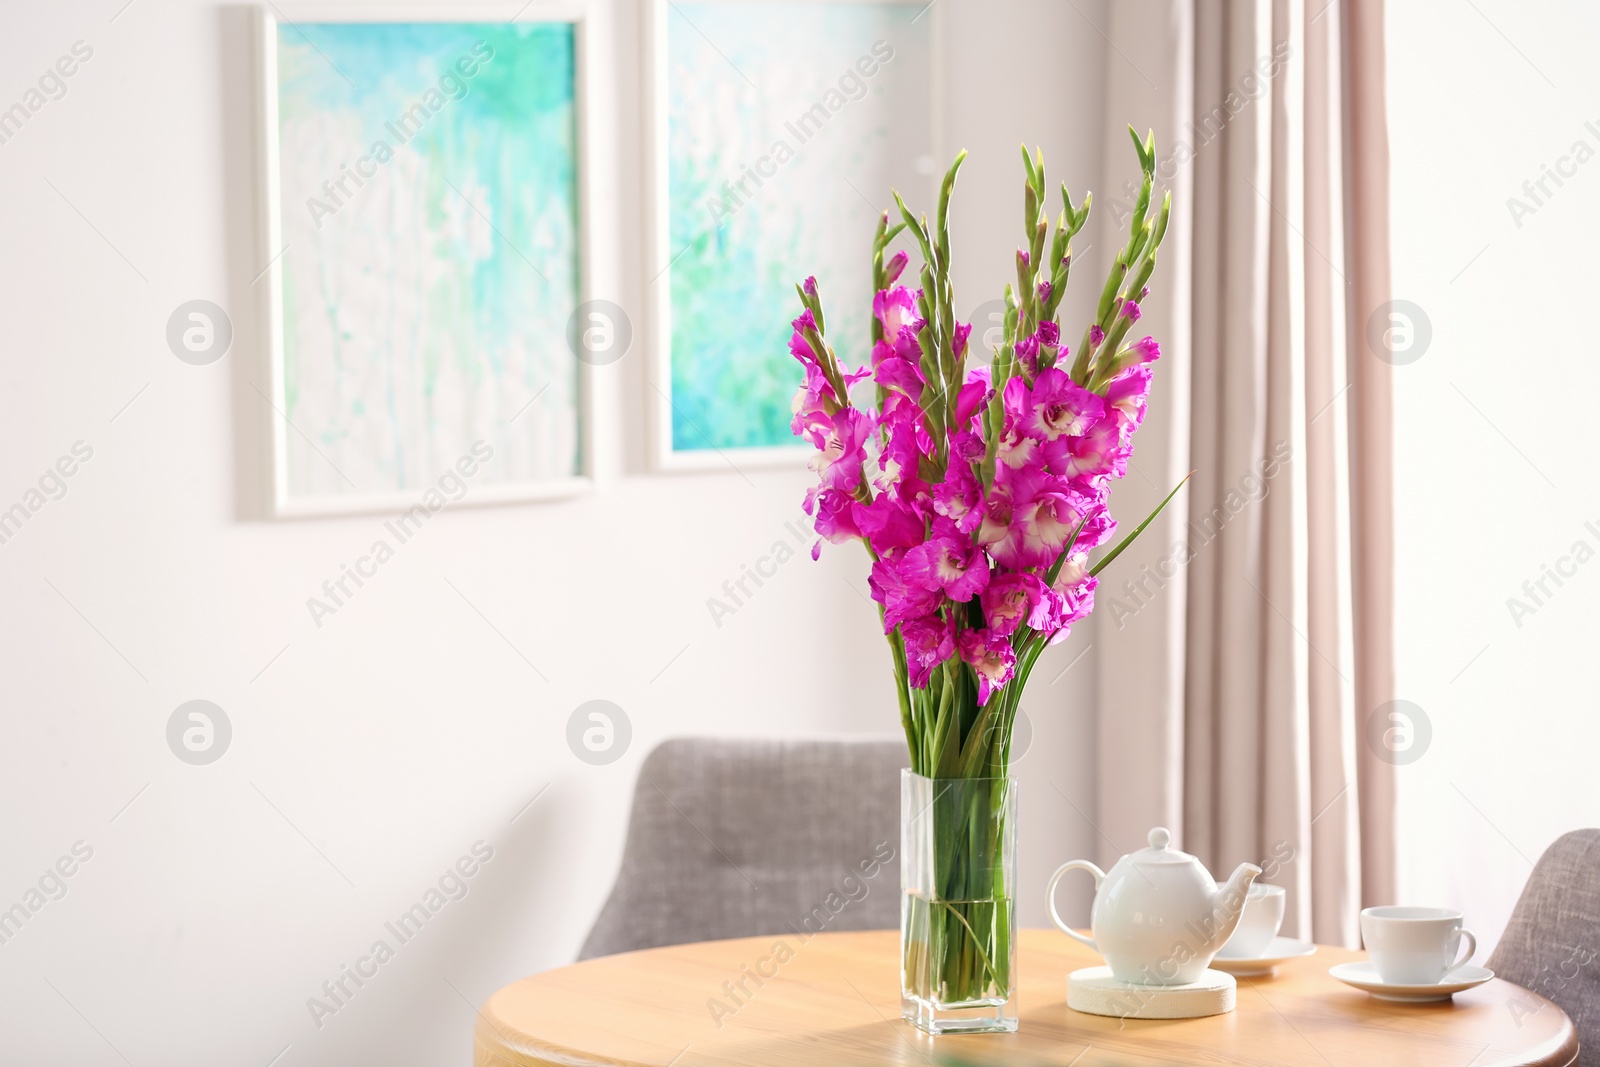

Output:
xmin=1328 ymin=961 xmax=1495 ymax=1002
xmin=1211 ymin=937 xmax=1318 ymax=976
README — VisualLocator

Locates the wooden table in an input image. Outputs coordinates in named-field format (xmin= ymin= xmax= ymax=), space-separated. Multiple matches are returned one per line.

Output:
xmin=474 ymin=930 xmax=1578 ymax=1067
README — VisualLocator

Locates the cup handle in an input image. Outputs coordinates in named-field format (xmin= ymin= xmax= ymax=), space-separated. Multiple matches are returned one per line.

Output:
xmin=1447 ymin=928 xmax=1478 ymax=975
xmin=1047 ymin=860 xmax=1104 ymax=950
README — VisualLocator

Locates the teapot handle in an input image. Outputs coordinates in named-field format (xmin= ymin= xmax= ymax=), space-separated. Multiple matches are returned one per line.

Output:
xmin=1046 ymin=860 xmax=1104 ymax=950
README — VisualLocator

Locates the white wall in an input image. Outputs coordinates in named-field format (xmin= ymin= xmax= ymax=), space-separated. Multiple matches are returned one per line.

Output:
xmin=1388 ymin=0 xmax=1600 ymax=954
xmin=0 ymin=1 xmax=1108 ymax=1064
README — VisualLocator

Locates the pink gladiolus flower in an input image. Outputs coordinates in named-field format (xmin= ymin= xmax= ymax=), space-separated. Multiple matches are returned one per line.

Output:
xmin=981 ymin=573 xmax=1051 ymax=636
xmin=957 ymin=627 xmax=1016 ymax=705
xmin=879 ymin=391 xmax=924 ymax=436
xmin=789 ymin=321 xmax=822 ymax=372
xmin=1027 ymin=476 xmax=1093 ymax=559
xmin=932 ymin=456 xmax=984 ymax=535
xmin=1105 ymin=366 xmax=1153 ymax=431
xmin=1054 ymin=572 xmax=1097 ymax=622
xmin=841 ymin=361 xmax=873 ymax=392
xmin=789 ymin=330 xmax=816 ymax=366
xmin=806 ymin=407 xmax=873 ymax=491
xmin=999 ymin=375 xmax=1031 ymax=427
xmin=979 ymin=468 xmax=1091 ymax=569
xmin=808 ymin=487 xmax=862 ymax=544
xmin=790 ymin=361 xmax=834 ymax=436
xmin=996 ymin=431 xmax=1038 ymax=471
xmin=1046 ymin=417 xmax=1128 ymax=482
xmin=870 ymin=553 xmax=941 ymax=633
xmin=953 ymin=368 xmax=992 ymax=430
xmin=1021 ymin=368 xmax=1104 ymax=441
xmin=852 ymin=493 xmax=926 ymax=554
xmin=902 ymin=519 xmax=990 ymax=601
xmin=789 ymin=148 xmax=1176 ymax=723
xmin=871 ymin=418 xmax=929 ymax=503
xmin=1042 ymin=573 xmax=1099 ymax=644
xmin=1052 ymin=552 xmax=1090 ymax=588
xmin=996 ymin=383 xmax=1041 ymax=467
xmin=901 ymin=613 xmax=955 ymax=687
xmin=894 ymin=321 xmax=925 ymax=363
xmin=789 ymin=308 xmax=822 ymax=358
xmin=874 ymin=356 xmax=925 ymax=401
xmin=1072 ymin=507 xmax=1117 ymax=554
xmin=873 ymin=286 xmax=918 ymax=340
xmin=948 ymin=429 xmax=985 ymax=464
xmin=1015 ymin=335 xmax=1040 ymax=376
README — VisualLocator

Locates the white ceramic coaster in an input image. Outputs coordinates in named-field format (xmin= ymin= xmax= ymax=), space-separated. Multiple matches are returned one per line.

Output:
xmin=1067 ymin=966 xmax=1236 ymax=1019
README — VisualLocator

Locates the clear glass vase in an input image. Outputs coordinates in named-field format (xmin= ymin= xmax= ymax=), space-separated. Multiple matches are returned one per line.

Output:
xmin=900 ymin=770 xmax=1018 ymax=1034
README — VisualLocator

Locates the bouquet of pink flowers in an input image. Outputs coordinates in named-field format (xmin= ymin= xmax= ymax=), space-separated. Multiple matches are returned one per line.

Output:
xmin=791 ymin=129 xmax=1183 ymax=782
xmin=791 ymin=130 xmax=1183 ymax=1030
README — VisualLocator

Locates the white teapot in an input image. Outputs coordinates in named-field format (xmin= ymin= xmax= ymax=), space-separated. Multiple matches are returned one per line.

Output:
xmin=1047 ymin=827 xmax=1262 ymax=985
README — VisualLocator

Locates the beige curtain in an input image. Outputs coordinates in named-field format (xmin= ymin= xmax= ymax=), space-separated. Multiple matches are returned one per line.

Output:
xmin=1091 ymin=0 xmax=1395 ymax=946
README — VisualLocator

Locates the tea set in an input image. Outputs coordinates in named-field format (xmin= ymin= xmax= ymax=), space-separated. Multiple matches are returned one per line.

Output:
xmin=1046 ymin=828 xmax=1492 ymax=1018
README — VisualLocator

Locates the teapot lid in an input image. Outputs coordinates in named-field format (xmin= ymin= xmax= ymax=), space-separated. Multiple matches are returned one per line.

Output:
xmin=1130 ymin=827 xmax=1194 ymax=865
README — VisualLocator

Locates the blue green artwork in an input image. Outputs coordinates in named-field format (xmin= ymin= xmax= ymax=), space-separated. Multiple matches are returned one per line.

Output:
xmin=665 ymin=3 xmax=932 ymax=453
xmin=274 ymin=22 xmax=580 ymax=500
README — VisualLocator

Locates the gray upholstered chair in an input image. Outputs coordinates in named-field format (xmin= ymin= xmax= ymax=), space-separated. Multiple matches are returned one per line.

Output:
xmin=1487 ymin=829 xmax=1600 ymax=1062
xmin=579 ymin=736 xmax=908 ymax=960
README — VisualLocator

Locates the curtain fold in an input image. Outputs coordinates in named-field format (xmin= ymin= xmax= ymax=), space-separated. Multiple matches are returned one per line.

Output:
xmin=1091 ymin=0 xmax=1394 ymax=946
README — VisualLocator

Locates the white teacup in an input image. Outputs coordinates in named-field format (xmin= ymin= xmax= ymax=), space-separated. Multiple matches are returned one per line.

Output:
xmin=1217 ymin=883 xmax=1286 ymax=959
xmin=1360 ymin=906 xmax=1477 ymax=984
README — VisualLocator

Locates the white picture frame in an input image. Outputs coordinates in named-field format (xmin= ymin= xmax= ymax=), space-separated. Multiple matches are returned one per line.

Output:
xmin=255 ymin=3 xmax=600 ymax=518
xmin=641 ymin=0 xmax=941 ymax=473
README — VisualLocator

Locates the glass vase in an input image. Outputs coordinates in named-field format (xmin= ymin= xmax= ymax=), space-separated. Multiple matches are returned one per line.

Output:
xmin=900 ymin=770 xmax=1018 ymax=1034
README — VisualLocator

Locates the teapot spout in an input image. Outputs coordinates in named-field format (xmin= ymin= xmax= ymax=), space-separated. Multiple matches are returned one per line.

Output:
xmin=1210 ymin=863 xmax=1263 ymax=945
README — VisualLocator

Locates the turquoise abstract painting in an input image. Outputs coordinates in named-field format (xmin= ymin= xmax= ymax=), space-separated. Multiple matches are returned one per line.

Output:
xmin=274 ymin=22 xmax=580 ymax=503
xmin=664 ymin=3 xmax=932 ymax=454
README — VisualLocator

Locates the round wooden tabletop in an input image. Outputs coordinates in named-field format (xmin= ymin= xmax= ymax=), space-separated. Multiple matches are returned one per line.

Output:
xmin=474 ymin=930 xmax=1578 ymax=1067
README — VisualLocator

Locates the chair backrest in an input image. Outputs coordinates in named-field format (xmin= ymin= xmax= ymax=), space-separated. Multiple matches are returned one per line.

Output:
xmin=578 ymin=736 xmax=908 ymax=960
xmin=1487 ymin=829 xmax=1600 ymax=1062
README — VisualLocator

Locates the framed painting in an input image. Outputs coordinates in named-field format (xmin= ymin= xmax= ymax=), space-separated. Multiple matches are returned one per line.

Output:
xmin=643 ymin=0 xmax=937 ymax=471
xmin=256 ymin=4 xmax=596 ymax=517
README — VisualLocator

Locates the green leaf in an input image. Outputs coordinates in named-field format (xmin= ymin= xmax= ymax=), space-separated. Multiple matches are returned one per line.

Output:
xmin=892 ymin=189 xmax=935 ymax=265
xmin=1096 ymin=249 xmax=1126 ymax=322
xmin=1089 ymin=473 xmax=1192 ymax=578
xmin=1151 ymin=190 xmax=1172 ymax=249
xmin=936 ymin=150 xmax=967 ymax=259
